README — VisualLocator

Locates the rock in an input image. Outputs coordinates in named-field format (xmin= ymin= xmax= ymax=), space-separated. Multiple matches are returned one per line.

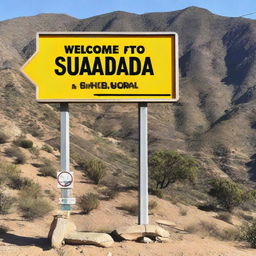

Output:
xmin=48 ymin=215 xmax=76 ymax=248
xmin=115 ymin=225 xmax=170 ymax=241
xmin=65 ymin=231 xmax=114 ymax=248
xmin=115 ymin=225 xmax=146 ymax=240
xmin=138 ymin=237 xmax=154 ymax=243
xmin=155 ymin=219 xmax=176 ymax=227
xmin=106 ymin=253 xmax=112 ymax=256
xmin=156 ymin=236 xmax=170 ymax=243
xmin=145 ymin=225 xmax=170 ymax=238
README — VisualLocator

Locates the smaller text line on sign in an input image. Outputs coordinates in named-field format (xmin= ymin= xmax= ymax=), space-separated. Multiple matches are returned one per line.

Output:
xmin=21 ymin=32 xmax=179 ymax=102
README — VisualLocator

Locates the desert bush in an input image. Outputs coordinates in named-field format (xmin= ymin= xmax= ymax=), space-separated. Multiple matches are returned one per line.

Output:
xmin=209 ymin=178 xmax=244 ymax=211
xmin=15 ymin=136 xmax=33 ymax=149
xmin=149 ymin=200 xmax=158 ymax=211
xmin=213 ymin=144 xmax=230 ymax=157
xmin=5 ymin=146 xmax=26 ymax=164
xmin=179 ymin=207 xmax=188 ymax=216
xmin=78 ymin=193 xmax=99 ymax=214
xmin=18 ymin=180 xmax=52 ymax=220
xmin=0 ymin=162 xmax=21 ymax=187
xmin=151 ymin=188 xmax=164 ymax=198
xmin=119 ymin=200 xmax=157 ymax=216
xmin=8 ymin=176 xmax=34 ymax=190
xmin=18 ymin=197 xmax=53 ymax=220
xmin=149 ymin=151 xmax=198 ymax=189
xmin=38 ymin=159 xmax=57 ymax=178
xmin=27 ymin=123 xmax=44 ymax=138
xmin=41 ymin=144 xmax=53 ymax=153
xmin=83 ymin=159 xmax=106 ymax=184
xmin=186 ymin=221 xmax=240 ymax=241
xmin=29 ymin=146 xmax=40 ymax=158
xmin=100 ymin=186 xmax=119 ymax=200
xmin=0 ymin=191 xmax=15 ymax=214
xmin=75 ymin=156 xmax=87 ymax=169
xmin=241 ymin=221 xmax=256 ymax=248
xmin=119 ymin=203 xmax=138 ymax=216
xmin=0 ymin=131 xmax=9 ymax=144
xmin=44 ymin=189 xmax=55 ymax=200
xmin=19 ymin=179 xmax=42 ymax=200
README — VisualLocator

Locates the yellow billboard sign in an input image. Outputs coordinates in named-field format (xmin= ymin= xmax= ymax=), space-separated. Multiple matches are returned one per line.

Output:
xmin=22 ymin=32 xmax=179 ymax=102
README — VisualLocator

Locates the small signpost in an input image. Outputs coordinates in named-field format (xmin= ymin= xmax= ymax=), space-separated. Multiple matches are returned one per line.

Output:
xmin=21 ymin=32 xmax=178 ymax=224
xmin=57 ymin=171 xmax=74 ymax=188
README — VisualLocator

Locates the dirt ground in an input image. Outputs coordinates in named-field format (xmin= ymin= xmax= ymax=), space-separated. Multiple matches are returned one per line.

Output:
xmin=1 ymin=190 xmax=256 ymax=256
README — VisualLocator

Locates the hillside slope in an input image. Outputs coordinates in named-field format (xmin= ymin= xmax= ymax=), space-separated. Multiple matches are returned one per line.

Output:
xmin=0 ymin=7 xmax=256 ymax=185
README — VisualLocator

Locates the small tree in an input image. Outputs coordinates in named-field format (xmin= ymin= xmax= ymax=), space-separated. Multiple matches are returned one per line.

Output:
xmin=149 ymin=151 xmax=198 ymax=189
xmin=83 ymin=159 xmax=106 ymax=184
xmin=209 ymin=177 xmax=244 ymax=211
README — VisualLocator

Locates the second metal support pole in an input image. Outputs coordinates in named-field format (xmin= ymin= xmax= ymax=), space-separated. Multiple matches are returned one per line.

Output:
xmin=60 ymin=103 xmax=72 ymax=211
xmin=138 ymin=103 xmax=148 ymax=225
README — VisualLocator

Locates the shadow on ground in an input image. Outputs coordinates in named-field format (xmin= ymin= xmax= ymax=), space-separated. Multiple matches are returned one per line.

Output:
xmin=0 ymin=233 xmax=51 ymax=250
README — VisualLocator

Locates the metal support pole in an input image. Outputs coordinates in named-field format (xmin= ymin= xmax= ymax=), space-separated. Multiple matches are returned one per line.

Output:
xmin=138 ymin=103 xmax=148 ymax=225
xmin=60 ymin=103 xmax=72 ymax=211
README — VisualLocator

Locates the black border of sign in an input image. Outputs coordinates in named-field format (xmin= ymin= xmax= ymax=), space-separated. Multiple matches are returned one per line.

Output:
xmin=21 ymin=32 xmax=179 ymax=103
xmin=57 ymin=171 xmax=73 ymax=188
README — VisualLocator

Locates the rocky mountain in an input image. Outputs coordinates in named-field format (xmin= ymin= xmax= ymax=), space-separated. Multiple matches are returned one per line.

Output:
xmin=1 ymin=6 xmax=256 ymax=186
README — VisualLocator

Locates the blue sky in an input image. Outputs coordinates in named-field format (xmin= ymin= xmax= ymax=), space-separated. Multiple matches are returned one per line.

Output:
xmin=1 ymin=0 xmax=256 ymax=21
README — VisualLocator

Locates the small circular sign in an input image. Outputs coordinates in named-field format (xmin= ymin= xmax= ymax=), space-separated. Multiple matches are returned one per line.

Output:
xmin=57 ymin=171 xmax=73 ymax=187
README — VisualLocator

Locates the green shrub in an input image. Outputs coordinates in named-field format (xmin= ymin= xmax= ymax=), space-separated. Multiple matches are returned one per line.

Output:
xmin=5 ymin=146 xmax=26 ymax=164
xmin=0 ymin=131 xmax=9 ymax=144
xmin=0 ymin=192 xmax=15 ymax=214
xmin=18 ymin=197 xmax=53 ymax=220
xmin=38 ymin=159 xmax=57 ymax=178
xmin=20 ymin=180 xmax=42 ymax=198
xmin=41 ymin=144 xmax=53 ymax=153
xmin=100 ymin=186 xmax=119 ymax=200
xmin=0 ymin=162 xmax=21 ymax=187
xmin=78 ymin=193 xmax=99 ymax=214
xmin=9 ymin=177 xmax=41 ymax=191
xmin=15 ymin=136 xmax=33 ymax=149
xmin=209 ymin=178 xmax=244 ymax=211
xmin=18 ymin=180 xmax=52 ymax=220
xmin=149 ymin=151 xmax=198 ymax=189
xmin=241 ymin=221 xmax=256 ymax=248
xmin=83 ymin=159 xmax=106 ymax=184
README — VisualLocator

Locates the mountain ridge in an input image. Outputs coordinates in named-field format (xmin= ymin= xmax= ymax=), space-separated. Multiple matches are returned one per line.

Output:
xmin=0 ymin=7 xmax=256 ymax=185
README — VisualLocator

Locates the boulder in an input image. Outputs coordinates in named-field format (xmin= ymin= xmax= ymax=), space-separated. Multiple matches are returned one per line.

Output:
xmin=115 ymin=225 xmax=170 ymax=241
xmin=145 ymin=225 xmax=170 ymax=238
xmin=65 ymin=231 xmax=114 ymax=248
xmin=48 ymin=215 xmax=76 ymax=248
xmin=138 ymin=237 xmax=154 ymax=243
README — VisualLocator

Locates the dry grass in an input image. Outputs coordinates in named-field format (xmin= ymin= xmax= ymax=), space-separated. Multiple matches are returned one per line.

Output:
xmin=185 ymin=221 xmax=240 ymax=241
